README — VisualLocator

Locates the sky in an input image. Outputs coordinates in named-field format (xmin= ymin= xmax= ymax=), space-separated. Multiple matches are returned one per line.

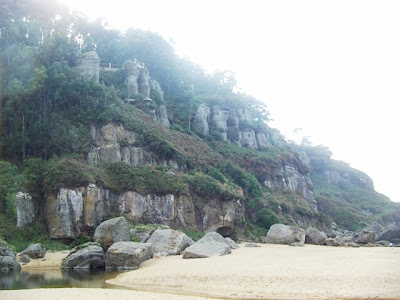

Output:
xmin=60 ymin=0 xmax=400 ymax=202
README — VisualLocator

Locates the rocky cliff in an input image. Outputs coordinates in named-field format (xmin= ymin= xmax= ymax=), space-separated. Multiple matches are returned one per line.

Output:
xmin=45 ymin=184 xmax=244 ymax=239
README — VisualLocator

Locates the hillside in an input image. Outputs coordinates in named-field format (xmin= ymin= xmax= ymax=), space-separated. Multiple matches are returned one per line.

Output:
xmin=0 ymin=0 xmax=399 ymax=249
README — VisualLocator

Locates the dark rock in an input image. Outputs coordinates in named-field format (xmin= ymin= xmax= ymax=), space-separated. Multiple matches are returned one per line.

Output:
xmin=377 ymin=224 xmax=400 ymax=243
xmin=146 ymin=229 xmax=193 ymax=255
xmin=94 ymin=217 xmax=130 ymax=250
xmin=21 ymin=243 xmax=46 ymax=259
xmin=18 ymin=254 xmax=30 ymax=263
xmin=106 ymin=242 xmax=152 ymax=270
xmin=61 ymin=242 xmax=105 ymax=269
xmin=0 ymin=240 xmax=21 ymax=270
xmin=182 ymin=241 xmax=231 ymax=259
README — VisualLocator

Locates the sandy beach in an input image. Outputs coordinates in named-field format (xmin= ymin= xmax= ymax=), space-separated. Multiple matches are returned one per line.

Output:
xmin=2 ymin=244 xmax=400 ymax=299
xmin=107 ymin=244 xmax=400 ymax=299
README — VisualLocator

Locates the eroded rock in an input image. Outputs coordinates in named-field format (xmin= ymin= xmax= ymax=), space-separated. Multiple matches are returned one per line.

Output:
xmin=182 ymin=241 xmax=231 ymax=259
xmin=0 ymin=240 xmax=20 ymax=270
xmin=15 ymin=192 xmax=36 ymax=228
xmin=146 ymin=229 xmax=193 ymax=255
xmin=94 ymin=217 xmax=130 ymax=250
xmin=62 ymin=242 xmax=105 ymax=269
xmin=106 ymin=242 xmax=152 ymax=270
xmin=305 ymin=227 xmax=327 ymax=245
xmin=21 ymin=243 xmax=46 ymax=259
xmin=264 ymin=224 xmax=305 ymax=245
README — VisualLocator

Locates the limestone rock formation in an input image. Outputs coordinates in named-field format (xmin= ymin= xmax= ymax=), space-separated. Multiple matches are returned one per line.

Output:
xmin=45 ymin=183 xmax=244 ymax=240
xmin=211 ymin=106 xmax=230 ymax=141
xmin=61 ymin=242 xmax=105 ymax=269
xmin=305 ymin=227 xmax=327 ymax=245
xmin=94 ymin=217 xmax=130 ymax=250
xmin=20 ymin=243 xmax=46 ymax=259
xmin=146 ymin=229 xmax=193 ymax=256
xmin=264 ymin=224 xmax=305 ymax=245
xmin=182 ymin=241 xmax=231 ymax=259
xmin=15 ymin=192 xmax=36 ymax=228
xmin=138 ymin=68 xmax=151 ymax=99
xmin=76 ymin=51 xmax=100 ymax=82
xmin=0 ymin=240 xmax=20 ymax=270
xmin=88 ymin=123 xmax=179 ymax=168
xmin=123 ymin=60 xmax=141 ymax=97
xmin=106 ymin=242 xmax=152 ymax=270
xmin=193 ymin=104 xmax=211 ymax=135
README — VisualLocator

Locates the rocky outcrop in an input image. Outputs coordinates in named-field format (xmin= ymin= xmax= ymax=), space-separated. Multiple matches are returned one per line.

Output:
xmin=124 ymin=60 xmax=142 ymax=97
xmin=76 ymin=51 xmax=100 ymax=82
xmin=106 ymin=242 xmax=152 ymax=270
xmin=15 ymin=192 xmax=36 ymax=228
xmin=355 ymin=230 xmax=375 ymax=244
xmin=61 ymin=242 xmax=105 ymax=269
xmin=263 ymin=165 xmax=317 ymax=212
xmin=264 ymin=224 xmax=305 ymax=245
xmin=146 ymin=229 xmax=193 ymax=256
xmin=211 ymin=106 xmax=230 ymax=141
xmin=326 ymin=238 xmax=340 ymax=246
xmin=88 ymin=123 xmax=179 ymax=168
xmin=94 ymin=217 xmax=130 ymax=250
xmin=20 ymin=243 xmax=46 ymax=259
xmin=0 ymin=240 xmax=20 ymax=270
xmin=45 ymin=184 xmax=244 ymax=240
xmin=193 ymin=104 xmax=211 ymax=135
xmin=305 ymin=227 xmax=327 ymax=245
xmin=377 ymin=224 xmax=400 ymax=243
xmin=182 ymin=241 xmax=231 ymax=259
xmin=138 ymin=68 xmax=150 ymax=99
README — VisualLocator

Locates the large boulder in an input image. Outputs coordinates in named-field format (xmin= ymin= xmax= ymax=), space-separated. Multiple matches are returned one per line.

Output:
xmin=305 ymin=227 xmax=327 ymax=245
xmin=225 ymin=237 xmax=240 ymax=249
xmin=326 ymin=238 xmax=341 ymax=247
xmin=377 ymin=224 xmax=400 ymax=243
xmin=146 ymin=229 xmax=194 ymax=256
xmin=355 ymin=230 xmax=375 ymax=244
xmin=264 ymin=224 xmax=305 ymax=245
xmin=130 ymin=227 xmax=156 ymax=243
xmin=15 ymin=192 xmax=36 ymax=228
xmin=197 ymin=232 xmax=231 ymax=247
xmin=106 ymin=242 xmax=152 ymax=270
xmin=182 ymin=241 xmax=231 ymax=259
xmin=61 ymin=242 xmax=105 ymax=269
xmin=0 ymin=240 xmax=21 ymax=270
xmin=94 ymin=217 xmax=130 ymax=250
xmin=20 ymin=243 xmax=46 ymax=259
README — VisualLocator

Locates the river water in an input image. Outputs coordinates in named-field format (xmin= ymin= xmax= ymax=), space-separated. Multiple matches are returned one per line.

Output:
xmin=0 ymin=269 xmax=124 ymax=290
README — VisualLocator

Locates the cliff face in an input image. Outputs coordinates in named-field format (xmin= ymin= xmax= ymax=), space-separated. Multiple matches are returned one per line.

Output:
xmin=45 ymin=184 xmax=244 ymax=239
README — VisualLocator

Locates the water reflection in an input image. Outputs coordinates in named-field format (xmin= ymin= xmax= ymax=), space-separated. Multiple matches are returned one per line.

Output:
xmin=0 ymin=269 xmax=123 ymax=290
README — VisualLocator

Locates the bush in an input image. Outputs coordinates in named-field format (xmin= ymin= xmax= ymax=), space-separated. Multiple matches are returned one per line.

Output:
xmin=256 ymin=208 xmax=279 ymax=230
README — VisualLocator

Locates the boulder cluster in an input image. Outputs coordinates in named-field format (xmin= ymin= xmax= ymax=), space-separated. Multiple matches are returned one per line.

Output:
xmin=60 ymin=217 xmax=240 ymax=270
xmin=259 ymin=223 xmax=398 ymax=248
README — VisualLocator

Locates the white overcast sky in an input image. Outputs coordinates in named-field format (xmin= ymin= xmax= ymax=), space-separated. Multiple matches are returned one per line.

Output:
xmin=61 ymin=0 xmax=400 ymax=202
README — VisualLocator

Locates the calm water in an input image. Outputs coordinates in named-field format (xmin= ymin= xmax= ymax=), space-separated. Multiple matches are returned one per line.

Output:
xmin=0 ymin=269 xmax=124 ymax=290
